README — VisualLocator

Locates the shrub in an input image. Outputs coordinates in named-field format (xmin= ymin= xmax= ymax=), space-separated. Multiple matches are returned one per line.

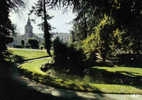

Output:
xmin=14 ymin=45 xmax=22 ymax=48
xmin=28 ymin=38 xmax=39 ymax=49
xmin=73 ymin=40 xmax=97 ymax=67
xmin=40 ymin=45 xmax=44 ymax=50
xmin=53 ymin=38 xmax=86 ymax=74
xmin=21 ymin=40 xmax=25 ymax=48
xmin=117 ymin=54 xmax=142 ymax=66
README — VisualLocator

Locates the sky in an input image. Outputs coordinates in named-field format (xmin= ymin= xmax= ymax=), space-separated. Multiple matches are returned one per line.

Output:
xmin=9 ymin=0 xmax=76 ymax=35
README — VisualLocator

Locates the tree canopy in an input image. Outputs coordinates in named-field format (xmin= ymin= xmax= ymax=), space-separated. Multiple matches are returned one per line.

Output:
xmin=0 ymin=0 xmax=24 ymax=54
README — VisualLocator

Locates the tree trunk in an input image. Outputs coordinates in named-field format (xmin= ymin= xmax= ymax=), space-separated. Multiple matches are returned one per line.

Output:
xmin=43 ymin=0 xmax=51 ymax=56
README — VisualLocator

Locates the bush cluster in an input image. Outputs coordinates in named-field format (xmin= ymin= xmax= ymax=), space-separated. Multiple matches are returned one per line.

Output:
xmin=28 ymin=38 xmax=39 ymax=49
xmin=53 ymin=38 xmax=86 ymax=73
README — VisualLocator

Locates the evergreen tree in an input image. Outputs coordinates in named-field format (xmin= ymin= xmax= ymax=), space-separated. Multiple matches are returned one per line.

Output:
xmin=31 ymin=0 xmax=52 ymax=56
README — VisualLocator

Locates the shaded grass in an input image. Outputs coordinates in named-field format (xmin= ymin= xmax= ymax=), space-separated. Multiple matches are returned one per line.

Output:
xmin=11 ymin=48 xmax=142 ymax=94
xmin=8 ymin=48 xmax=48 ymax=60
xmin=18 ymin=58 xmax=142 ymax=94
xmin=93 ymin=66 xmax=142 ymax=76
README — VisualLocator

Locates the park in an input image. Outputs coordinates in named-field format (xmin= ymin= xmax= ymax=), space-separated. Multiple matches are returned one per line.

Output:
xmin=1 ymin=0 xmax=142 ymax=100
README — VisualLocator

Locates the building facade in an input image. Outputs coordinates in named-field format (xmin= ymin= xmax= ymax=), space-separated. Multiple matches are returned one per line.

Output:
xmin=51 ymin=32 xmax=72 ymax=43
xmin=9 ymin=16 xmax=43 ymax=47
xmin=9 ymin=16 xmax=72 ymax=47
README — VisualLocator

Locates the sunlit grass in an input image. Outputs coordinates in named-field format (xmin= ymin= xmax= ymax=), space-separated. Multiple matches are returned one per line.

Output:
xmin=93 ymin=66 xmax=142 ymax=76
xmin=19 ymin=59 xmax=142 ymax=94
xmin=90 ymin=84 xmax=142 ymax=94
xmin=8 ymin=48 xmax=48 ymax=60
xmin=12 ymin=48 xmax=142 ymax=94
xmin=19 ymin=57 xmax=53 ymax=75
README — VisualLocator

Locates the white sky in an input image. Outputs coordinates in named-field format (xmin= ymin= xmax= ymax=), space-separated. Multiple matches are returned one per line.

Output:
xmin=9 ymin=0 xmax=76 ymax=35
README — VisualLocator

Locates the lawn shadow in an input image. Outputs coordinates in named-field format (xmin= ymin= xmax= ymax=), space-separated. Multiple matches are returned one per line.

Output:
xmin=0 ymin=60 xmax=117 ymax=100
xmin=114 ymin=54 xmax=142 ymax=68
xmin=23 ymin=56 xmax=49 ymax=62
xmin=12 ymin=55 xmax=25 ymax=63
xmin=9 ymin=53 xmax=49 ymax=64
xmin=87 ymin=68 xmax=142 ymax=86
xmin=40 ymin=87 xmax=117 ymax=100
xmin=0 ymin=60 xmax=67 ymax=100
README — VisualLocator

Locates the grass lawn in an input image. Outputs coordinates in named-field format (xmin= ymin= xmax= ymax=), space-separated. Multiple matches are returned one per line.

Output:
xmin=18 ymin=58 xmax=142 ymax=94
xmin=8 ymin=48 xmax=48 ymax=60
xmin=93 ymin=66 xmax=142 ymax=76
xmin=11 ymin=48 xmax=142 ymax=94
xmin=18 ymin=57 xmax=53 ymax=75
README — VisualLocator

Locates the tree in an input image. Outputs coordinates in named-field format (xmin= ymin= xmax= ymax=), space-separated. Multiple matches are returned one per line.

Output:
xmin=82 ymin=14 xmax=124 ymax=62
xmin=28 ymin=39 xmax=39 ymax=49
xmin=29 ymin=0 xmax=142 ymax=62
xmin=53 ymin=38 xmax=86 ymax=73
xmin=0 ymin=0 xmax=23 ymax=55
xmin=31 ymin=0 xmax=52 ymax=56
xmin=47 ymin=0 xmax=142 ymax=53
xmin=21 ymin=40 xmax=25 ymax=48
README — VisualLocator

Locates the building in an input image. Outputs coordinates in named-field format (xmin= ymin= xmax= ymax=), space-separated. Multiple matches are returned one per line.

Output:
xmin=9 ymin=16 xmax=43 ymax=47
xmin=9 ymin=15 xmax=72 ymax=47
xmin=51 ymin=32 xmax=72 ymax=43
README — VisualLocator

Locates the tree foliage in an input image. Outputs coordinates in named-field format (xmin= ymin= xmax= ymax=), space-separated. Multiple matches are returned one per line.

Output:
xmin=82 ymin=14 xmax=125 ymax=61
xmin=29 ymin=0 xmax=142 ymax=63
xmin=21 ymin=40 xmax=25 ymax=48
xmin=67 ymin=0 xmax=142 ymax=61
xmin=0 ymin=0 xmax=23 ymax=55
xmin=31 ymin=0 xmax=52 ymax=56
xmin=53 ymin=38 xmax=86 ymax=74
xmin=28 ymin=38 xmax=39 ymax=49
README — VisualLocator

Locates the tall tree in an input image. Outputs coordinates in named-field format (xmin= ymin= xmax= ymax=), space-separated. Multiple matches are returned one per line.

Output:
xmin=43 ymin=0 xmax=52 ymax=56
xmin=0 ymin=0 xmax=23 ymax=55
xmin=34 ymin=0 xmax=142 ymax=54
xmin=31 ymin=0 xmax=52 ymax=56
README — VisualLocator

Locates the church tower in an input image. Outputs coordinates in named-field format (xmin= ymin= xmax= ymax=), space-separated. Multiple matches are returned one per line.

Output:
xmin=25 ymin=15 xmax=33 ymax=38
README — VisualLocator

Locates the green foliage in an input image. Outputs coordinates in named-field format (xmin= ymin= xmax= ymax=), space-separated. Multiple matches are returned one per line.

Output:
xmin=28 ymin=38 xmax=39 ymax=49
xmin=40 ymin=45 xmax=44 ymax=50
xmin=0 ymin=1 xmax=13 ymax=54
xmin=82 ymin=14 xmax=124 ymax=61
xmin=53 ymin=38 xmax=86 ymax=73
xmin=31 ymin=0 xmax=52 ymax=55
xmin=21 ymin=40 xmax=25 ymax=48
xmin=0 ymin=0 xmax=23 ymax=58
xmin=57 ymin=0 xmax=142 ymax=55
xmin=39 ymin=0 xmax=142 ymax=55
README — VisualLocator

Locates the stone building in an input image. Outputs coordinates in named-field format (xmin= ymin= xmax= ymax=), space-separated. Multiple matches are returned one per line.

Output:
xmin=51 ymin=32 xmax=72 ymax=43
xmin=9 ymin=15 xmax=72 ymax=47
xmin=9 ymin=16 xmax=43 ymax=47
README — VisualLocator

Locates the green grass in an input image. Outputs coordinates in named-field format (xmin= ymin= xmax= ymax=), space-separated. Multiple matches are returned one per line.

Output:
xmin=8 ymin=48 xmax=48 ymax=60
xmin=89 ymin=84 xmax=142 ymax=94
xmin=93 ymin=66 xmax=142 ymax=76
xmin=18 ymin=58 xmax=142 ymax=94
xmin=19 ymin=57 xmax=53 ymax=75
xmin=11 ymin=48 xmax=142 ymax=94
